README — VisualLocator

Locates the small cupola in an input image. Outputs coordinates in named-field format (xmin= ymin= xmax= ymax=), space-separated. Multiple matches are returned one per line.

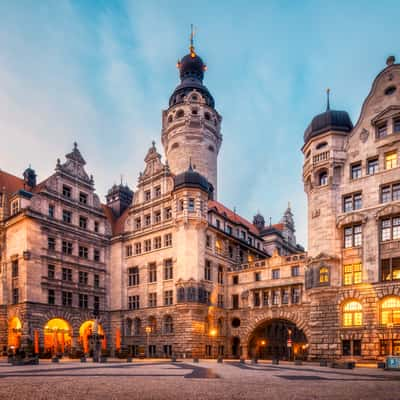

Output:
xmin=23 ymin=166 xmax=36 ymax=189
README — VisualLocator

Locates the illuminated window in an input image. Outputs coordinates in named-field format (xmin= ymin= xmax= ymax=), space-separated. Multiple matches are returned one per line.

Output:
xmin=381 ymin=258 xmax=400 ymax=281
xmin=343 ymin=300 xmax=362 ymax=327
xmin=343 ymin=263 xmax=362 ymax=285
xmin=385 ymin=151 xmax=398 ymax=169
xmin=319 ymin=267 xmax=329 ymax=284
xmin=380 ymin=297 xmax=400 ymax=325
xmin=215 ymin=239 xmax=223 ymax=255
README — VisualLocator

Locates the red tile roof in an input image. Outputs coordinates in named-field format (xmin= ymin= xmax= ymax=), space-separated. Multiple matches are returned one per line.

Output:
xmin=0 ymin=170 xmax=25 ymax=195
xmin=101 ymin=204 xmax=129 ymax=236
xmin=208 ymin=200 xmax=260 ymax=236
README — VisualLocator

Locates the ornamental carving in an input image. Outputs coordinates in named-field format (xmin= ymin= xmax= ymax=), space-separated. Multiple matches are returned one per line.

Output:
xmin=359 ymin=128 xmax=369 ymax=143
xmin=375 ymin=204 xmax=400 ymax=220
xmin=312 ymin=209 xmax=320 ymax=218
xmin=337 ymin=212 xmax=368 ymax=228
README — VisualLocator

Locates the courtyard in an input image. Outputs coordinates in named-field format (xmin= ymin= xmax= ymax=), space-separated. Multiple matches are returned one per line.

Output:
xmin=0 ymin=359 xmax=399 ymax=400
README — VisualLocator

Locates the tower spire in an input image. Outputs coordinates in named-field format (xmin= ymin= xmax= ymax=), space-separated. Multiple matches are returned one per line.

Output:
xmin=326 ymin=88 xmax=331 ymax=111
xmin=189 ymin=24 xmax=196 ymax=58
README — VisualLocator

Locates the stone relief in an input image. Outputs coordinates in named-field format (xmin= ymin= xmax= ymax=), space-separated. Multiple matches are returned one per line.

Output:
xmin=360 ymin=128 xmax=369 ymax=143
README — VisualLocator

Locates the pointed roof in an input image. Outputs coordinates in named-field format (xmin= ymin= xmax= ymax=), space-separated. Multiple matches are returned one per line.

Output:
xmin=144 ymin=141 xmax=161 ymax=163
xmin=65 ymin=142 xmax=86 ymax=165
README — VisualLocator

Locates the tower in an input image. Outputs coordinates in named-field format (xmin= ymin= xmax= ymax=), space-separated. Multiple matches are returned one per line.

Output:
xmin=161 ymin=29 xmax=222 ymax=197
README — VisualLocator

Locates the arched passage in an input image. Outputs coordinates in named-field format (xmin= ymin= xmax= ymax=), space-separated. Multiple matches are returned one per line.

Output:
xmin=248 ymin=318 xmax=308 ymax=360
xmin=79 ymin=320 xmax=105 ymax=354
xmin=8 ymin=317 xmax=22 ymax=350
xmin=44 ymin=318 xmax=72 ymax=355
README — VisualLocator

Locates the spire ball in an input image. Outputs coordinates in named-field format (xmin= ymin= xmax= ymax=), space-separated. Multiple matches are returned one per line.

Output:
xmin=386 ymin=55 xmax=396 ymax=66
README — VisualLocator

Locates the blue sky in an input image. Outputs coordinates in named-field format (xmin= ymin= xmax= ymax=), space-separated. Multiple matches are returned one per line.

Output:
xmin=0 ymin=1 xmax=399 ymax=247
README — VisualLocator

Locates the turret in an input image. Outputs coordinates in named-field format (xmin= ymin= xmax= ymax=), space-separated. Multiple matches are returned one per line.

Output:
xmin=106 ymin=183 xmax=133 ymax=217
xmin=162 ymin=30 xmax=222 ymax=197
xmin=23 ymin=166 xmax=36 ymax=189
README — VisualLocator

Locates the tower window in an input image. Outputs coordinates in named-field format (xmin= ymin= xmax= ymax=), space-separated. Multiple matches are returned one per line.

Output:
xmin=176 ymin=109 xmax=185 ymax=119
xmin=385 ymin=85 xmax=397 ymax=96
xmin=168 ymin=115 xmax=173 ymax=123
xmin=204 ymin=112 xmax=211 ymax=121
xmin=171 ymin=142 xmax=179 ymax=150
xmin=316 ymin=141 xmax=327 ymax=150
xmin=191 ymin=108 xmax=198 ymax=115
xmin=191 ymin=94 xmax=198 ymax=101
xmin=319 ymin=171 xmax=328 ymax=186
xmin=208 ymin=145 xmax=215 ymax=152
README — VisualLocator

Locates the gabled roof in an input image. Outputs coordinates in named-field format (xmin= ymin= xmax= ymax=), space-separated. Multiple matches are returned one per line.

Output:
xmin=208 ymin=200 xmax=260 ymax=236
xmin=101 ymin=204 xmax=129 ymax=236
xmin=0 ymin=170 xmax=25 ymax=196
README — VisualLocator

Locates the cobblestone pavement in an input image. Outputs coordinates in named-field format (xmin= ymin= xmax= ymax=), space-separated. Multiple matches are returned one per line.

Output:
xmin=0 ymin=359 xmax=399 ymax=400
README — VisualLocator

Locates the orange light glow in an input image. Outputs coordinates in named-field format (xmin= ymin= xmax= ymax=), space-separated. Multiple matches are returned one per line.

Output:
xmin=115 ymin=328 xmax=121 ymax=351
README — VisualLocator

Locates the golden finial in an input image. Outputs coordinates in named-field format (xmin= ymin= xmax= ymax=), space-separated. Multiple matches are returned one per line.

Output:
xmin=326 ymin=88 xmax=331 ymax=111
xmin=190 ymin=24 xmax=196 ymax=58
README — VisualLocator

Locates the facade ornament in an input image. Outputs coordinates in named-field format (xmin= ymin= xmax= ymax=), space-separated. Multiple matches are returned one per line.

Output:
xmin=360 ymin=128 xmax=369 ymax=143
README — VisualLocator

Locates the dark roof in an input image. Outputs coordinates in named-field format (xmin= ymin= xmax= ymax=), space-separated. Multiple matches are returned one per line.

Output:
xmin=304 ymin=109 xmax=353 ymax=143
xmin=173 ymin=167 xmax=211 ymax=192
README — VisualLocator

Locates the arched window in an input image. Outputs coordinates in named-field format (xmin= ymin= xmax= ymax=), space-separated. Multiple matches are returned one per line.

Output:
xmin=319 ymin=171 xmax=328 ymax=186
xmin=319 ymin=266 xmax=329 ymax=284
xmin=191 ymin=108 xmax=198 ymax=115
xmin=191 ymin=94 xmax=198 ymax=101
xmin=343 ymin=300 xmax=362 ymax=327
xmin=204 ymin=112 xmax=211 ymax=121
xmin=176 ymin=109 xmax=185 ymax=119
xmin=380 ymin=297 xmax=400 ymax=325
xmin=171 ymin=142 xmax=179 ymax=150
xmin=148 ymin=316 xmax=157 ymax=334
xmin=133 ymin=318 xmax=141 ymax=335
xmin=163 ymin=315 xmax=173 ymax=334
xmin=316 ymin=141 xmax=328 ymax=150
xmin=168 ymin=115 xmax=173 ymax=123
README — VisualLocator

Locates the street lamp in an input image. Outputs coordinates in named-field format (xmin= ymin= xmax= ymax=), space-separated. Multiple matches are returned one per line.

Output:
xmin=209 ymin=328 xmax=217 ymax=358
xmin=145 ymin=326 xmax=152 ymax=358
xmin=287 ymin=328 xmax=293 ymax=361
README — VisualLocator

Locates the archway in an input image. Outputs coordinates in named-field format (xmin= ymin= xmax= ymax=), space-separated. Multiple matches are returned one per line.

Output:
xmin=79 ymin=320 xmax=105 ymax=354
xmin=8 ymin=317 xmax=22 ymax=350
xmin=248 ymin=319 xmax=308 ymax=360
xmin=44 ymin=318 xmax=72 ymax=355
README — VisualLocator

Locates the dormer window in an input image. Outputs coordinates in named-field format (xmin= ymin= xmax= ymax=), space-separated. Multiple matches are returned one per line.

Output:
xmin=11 ymin=200 xmax=19 ymax=216
xmin=319 ymin=171 xmax=328 ymax=186
xmin=376 ymin=123 xmax=388 ymax=139
xmin=62 ymin=185 xmax=72 ymax=198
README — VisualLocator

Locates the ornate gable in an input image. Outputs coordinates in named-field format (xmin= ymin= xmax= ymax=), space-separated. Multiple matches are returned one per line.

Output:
xmin=140 ymin=141 xmax=168 ymax=180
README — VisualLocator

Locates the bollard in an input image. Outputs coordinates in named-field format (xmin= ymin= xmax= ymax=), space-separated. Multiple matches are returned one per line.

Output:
xmin=127 ymin=357 xmax=132 ymax=363
xmin=239 ymin=358 xmax=246 ymax=364
xmin=217 ymin=356 xmax=223 ymax=363
xmin=294 ymin=359 xmax=302 ymax=366
xmin=251 ymin=358 xmax=258 ymax=364
xmin=193 ymin=358 xmax=199 ymax=363
xmin=171 ymin=357 xmax=177 ymax=363
xmin=80 ymin=356 xmax=86 ymax=363
xmin=272 ymin=358 xmax=279 ymax=365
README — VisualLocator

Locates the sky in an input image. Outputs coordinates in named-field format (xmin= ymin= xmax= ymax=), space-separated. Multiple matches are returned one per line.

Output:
xmin=0 ymin=0 xmax=399 ymax=247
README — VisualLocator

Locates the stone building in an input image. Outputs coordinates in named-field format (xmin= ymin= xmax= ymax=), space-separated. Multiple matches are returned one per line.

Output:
xmin=0 ymin=39 xmax=399 ymax=362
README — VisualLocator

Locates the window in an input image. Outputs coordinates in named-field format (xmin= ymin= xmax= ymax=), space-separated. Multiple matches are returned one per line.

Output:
xmin=178 ymin=199 xmax=184 ymax=211
xmin=292 ymin=287 xmax=300 ymax=304
xmin=344 ymin=225 xmax=362 ymax=248
xmin=188 ymin=198 xmax=195 ymax=212
xmin=272 ymin=290 xmax=279 ymax=305
xmin=79 ymin=271 xmax=88 ymax=285
xmin=11 ymin=259 xmax=18 ymax=278
xmin=254 ymin=272 xmax=261 ymax=281
xmin=394 ymin=118 xmax=400 ymax=133
xmin=48 ymin=237 xmax=56 ymax=251
xmin=377 ymin=123 xmax=388 ymax=139
xmin=319 ymin=171 xmax=328 ymax=186
xmin=164 ymin=259 xmax=173 ymax=280
xmin=291 ymin=265 xmax=299 ymax=277
xmin=319 ymin=266 xmax=329 ymax=284
xmin=145 ymin=214 xmax=151 ymax=226
xmin=62 ymin=210 xmax=72 ymax=224
xmin=62 ymin=291 xmax=72 ymax=306
xmin=232 ymin=294 xmax=239 ymax=309
xmin=228 ymin=246 xmax=234 ymax=259
xmin=164 ymin=233 xmax=172 ymax=247
xmin=128 ymin=295 xmax=140 ymax=310
xmin=154 ymin=211 xmax=161 ymax=224
xmin=343 ymin=193 xmax=362 ymax=212
xmin=144 ymin=239 xmax=151 ymax=252
xmin=62 ymin=241 xmax=73 ymax=255
xmin=154 ymin=236 xmax=162 ymax=249
xmin=351 ymin=163 xmax=362 ymax=179
xmin=272 ymin=269 xmax=280 ymax=279
xmin=164 ymin=290 xmax=173 ymax=306
xmin=79 ymin=246 xmax=88 ymax=259
xmin=154 ymin=186 xmax=161 ymax=198
xmin=48 ymin=289 xmax=55 ymax=305
xmin=204 ymin=260 xmax=212 ymax=281
xmin=126 ymin=245 xmax=133 ymax=257
xmin=206 ymin=234 xmax=211 ymax=248
xmin=135 ymin=218 xmax=141 ymax=230
xmin=94 ymin=274 xmax=100 ymax=288
xmin=135 ymin=242 xmax=142 ymax=255
xmin=217 ymin=265 xmax=224 ymax=284
xmin=128 ymin=295 xmax=139 ymax=310
xmin=11 ymin=200 xmax=19 ymax=215
xmin=94 ymin=249 xmax=100 ymax=262
xmin=62 ymin=268 xmax=72 ymax=281
xmin=79 ymin=293 xmax=88 ymax=309
xmin=385 ymin=151 xmax=398 ymax=169
xmin=342 ymin=340 xmax=362 ymax=356
xmin=149 ymin=263 xmax=157 ymax=283
xmin=381 ymin=217 xmax=400 ymax=241
xmin=343 ymin=263 xmax=362 ymax=285
xmin=381 ymin=258 xmax=400 ymax=281
xmin=367 ymin=158 xmax=379 ymax=175
xmin=62 ymin=185 xmax=71 ymax=198
xmin=204 ymin=290 xmax=211 ymax=305
xmin=128 ymin=267 xmax=139 ymax=286
xmin=381 ymin=182 xmax=400 ymax=203
xmin=48 ymin=204 xmax=55 ymax=218
xmin=48 ymin=264 xmax=55 ymax=279
xmin=164 ymin=207 xmax=172 ymax=220
xmin=79 ymin=216 xmax=87 ymax=230
xmin=12 ymin=288 xmax=19 ymax=304
xmin=145 ymin=190 xmax=151 ymax=201
xmin=232 ymin=275 xmax=239 ymax=285
xmin=94 ymin=221 xmax=99 ymax=233
xmin=79 ymin=192 xmax=88 ymax=204
xmin=282 ymin=289 xmax=289 ymax=304
xmin=253 ymin=291 xmax=260 ymax=307
xmin=163 ymin=315 xmax=173 ymax=333
xmin=263 ymin=291 xmax=269 ymax=306
xmin=148 ymin=293 xmax=157 ymax=307
xmin=380 ymin=297 xmax=400 ymax=325
xmin=218 ymin=294 xmax=224 ymax=308
xmin=94 ymin=296 xmax=100 ymax=312
xmin=343 ymin=300 xmax=362 ymax=327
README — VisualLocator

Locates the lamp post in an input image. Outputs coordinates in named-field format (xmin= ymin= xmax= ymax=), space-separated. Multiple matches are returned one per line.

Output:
xmin=287 ymin=328 xmax=293 ymax=361
xmin=145 ymin=326 xmax=152 ymax=358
